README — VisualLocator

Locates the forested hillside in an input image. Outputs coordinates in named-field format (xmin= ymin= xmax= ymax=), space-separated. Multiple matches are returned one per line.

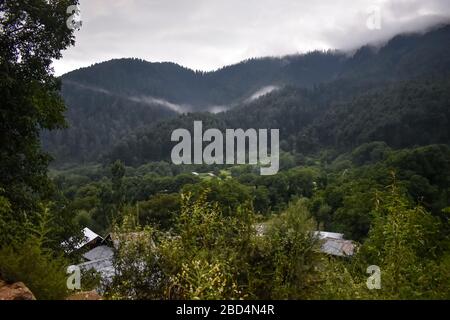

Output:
xmin=41 ymin=82 xmax=176 ymax=164
xmin=43 ymin=24 xmax=450 ymax=165
xmin=106 ymin=77 xmax=450 ymax=165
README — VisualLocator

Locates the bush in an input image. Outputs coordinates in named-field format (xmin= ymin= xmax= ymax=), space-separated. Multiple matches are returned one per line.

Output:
xmin=263 ymin=199 xmax=320 ymax=299
xmin=0 ymin=237 xmax=69 ymax=300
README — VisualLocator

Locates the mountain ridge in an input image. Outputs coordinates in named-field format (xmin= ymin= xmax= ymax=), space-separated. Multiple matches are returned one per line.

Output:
xmin=43 ymin=24 xmax=450 ymax=165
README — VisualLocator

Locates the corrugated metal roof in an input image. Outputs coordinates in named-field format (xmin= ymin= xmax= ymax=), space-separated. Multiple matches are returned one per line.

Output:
xmin=74 ymin=227 xmax=103 ymax=249
xmin=78 ymin=258 xmax=115 ymax=282
xmin=82 ymin=245 xmax=114 ymax=261
xmin=312 ymin=231 xmax=356 ymax=257
xmin=313 ymin=231 xmax=344 ymax=240
xmin=62 ymin=227 xmax=103 ymax=252
xmin=320 ymin=238 xmax=356 ymax=257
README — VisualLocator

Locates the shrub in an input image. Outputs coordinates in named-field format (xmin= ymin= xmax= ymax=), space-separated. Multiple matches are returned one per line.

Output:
xmin=0 ymin=237 xmax=69 ymax=300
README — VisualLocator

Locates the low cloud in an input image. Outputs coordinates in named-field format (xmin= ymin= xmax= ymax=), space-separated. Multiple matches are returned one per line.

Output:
xmin=129 ymin=96 xmax=188 ymax=113
xmin=247 ymin=86 xmax=280 ymax=102
xmin=53 ymin=0 xmax=450 ymax=75
xmin=65 ymin=80 xmax=187 ymax=113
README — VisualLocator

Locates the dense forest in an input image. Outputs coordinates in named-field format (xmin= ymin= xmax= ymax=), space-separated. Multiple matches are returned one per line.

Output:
xmin=105 ymin=77 xmax=450 ymax=164
xmin=43 ymin=24 xmax=450 ymax=165
xmin=1 ymin=1 xmax=449 ymax=301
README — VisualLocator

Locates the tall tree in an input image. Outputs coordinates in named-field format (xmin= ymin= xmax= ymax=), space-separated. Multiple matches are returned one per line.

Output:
xmin=0 ymin=0 xmax=78 ymax=220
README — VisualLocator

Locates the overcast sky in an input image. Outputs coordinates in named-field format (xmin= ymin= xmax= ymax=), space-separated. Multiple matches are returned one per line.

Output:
xmin=52 ymin=0 xmax=450 ymax=76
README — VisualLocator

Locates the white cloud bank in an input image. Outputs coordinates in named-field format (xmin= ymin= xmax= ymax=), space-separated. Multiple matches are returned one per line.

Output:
xmin=53 ymin=0 xmax=450 ymax=76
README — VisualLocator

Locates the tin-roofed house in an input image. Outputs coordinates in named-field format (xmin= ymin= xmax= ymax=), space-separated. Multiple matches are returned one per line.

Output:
xmin=60 ymin=227 xmax=115 ymax=293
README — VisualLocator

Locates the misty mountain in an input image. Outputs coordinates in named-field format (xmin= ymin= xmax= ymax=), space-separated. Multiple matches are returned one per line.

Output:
xmin=58 ymin=52 xmax=346 ymax=111
xmin=43 ymin=24 xmax=450 ymax=165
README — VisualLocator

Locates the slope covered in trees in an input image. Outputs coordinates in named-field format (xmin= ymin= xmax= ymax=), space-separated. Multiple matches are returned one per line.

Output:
xmin=105 ymin=77 xmax=450 ymax=165
xmin=41 ymin=83 xmax=176 ymax=164
xmin=43 ymin=24 xmax=450 ymax=165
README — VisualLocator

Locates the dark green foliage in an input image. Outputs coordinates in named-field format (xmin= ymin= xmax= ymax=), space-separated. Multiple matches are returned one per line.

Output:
xmin=43 ymin=25 xmax=450 ymax=165
xmin=51 ymin=142 xmax=450 ymax=241
xmin=0 ymin=237 xmax=69 ymax=300
xmin=0 ymin=207 xmax=70 ymax=300
xmin=182 ymin=179 xmax=254 ymax=217
xmin=41 ymin=82 xmax=176 ymax=165
xmin=307 ymin=144 xmax=450 ymax=241
xmin=0 ymin=0 xmax=78 ymax=239
xmin=259 ymin=199 xmax=320 ymax=299
xmin=354 ymin=185 xmax=449 ymax=299
xmin=104 ymin=76 xmax=450 ymax=165
xmin=311 ymin=79 xmax=450 ymax=150
xmin=138 ymin=193 xmax=180 ymax=230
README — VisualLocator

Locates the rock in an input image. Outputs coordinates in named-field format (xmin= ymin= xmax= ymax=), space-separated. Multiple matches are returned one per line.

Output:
xmin=0 ymin=280 xmax=36 ymax=300
xmin=66 ymin=290 xmax=102 ymax=300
